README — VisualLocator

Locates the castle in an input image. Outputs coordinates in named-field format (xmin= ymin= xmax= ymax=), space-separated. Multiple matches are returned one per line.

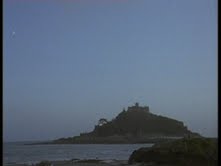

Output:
xmin=127 ymin=102 xmax=149 ymax=112
xmin=96 ymin=103 xmax=149 ymax=127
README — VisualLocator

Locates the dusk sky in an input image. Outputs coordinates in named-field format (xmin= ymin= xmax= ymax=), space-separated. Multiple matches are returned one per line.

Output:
xmin=4 ymin=0 xmax=217 ymax=142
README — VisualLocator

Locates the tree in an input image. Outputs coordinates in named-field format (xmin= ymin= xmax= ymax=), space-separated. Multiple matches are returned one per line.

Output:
xmin=98 ymin=118 xmax=108 ymax=126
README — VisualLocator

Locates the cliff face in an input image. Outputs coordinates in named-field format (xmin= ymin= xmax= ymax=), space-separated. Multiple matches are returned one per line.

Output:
xmin=52 ymin=103 xmax=201 ymax=144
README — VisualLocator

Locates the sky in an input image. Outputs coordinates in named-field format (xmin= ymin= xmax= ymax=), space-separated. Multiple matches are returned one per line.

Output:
xmin=3 ymin=0 xmax=217 ymax=142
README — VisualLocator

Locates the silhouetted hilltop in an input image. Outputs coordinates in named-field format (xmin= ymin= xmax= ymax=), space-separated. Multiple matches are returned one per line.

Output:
xmin=50 ymin=103 xmax=201 ymax=144
xmin=80 ymin=103 xmax=199 ymax=138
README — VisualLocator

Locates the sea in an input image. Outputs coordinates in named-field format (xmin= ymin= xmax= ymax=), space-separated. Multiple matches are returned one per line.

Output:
xmin=3 ymin=141 xmax=153 ymax=165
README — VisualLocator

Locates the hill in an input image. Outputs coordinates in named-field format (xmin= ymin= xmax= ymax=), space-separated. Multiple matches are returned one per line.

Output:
xmin=49 ymin=103 xmax=200 ymax=144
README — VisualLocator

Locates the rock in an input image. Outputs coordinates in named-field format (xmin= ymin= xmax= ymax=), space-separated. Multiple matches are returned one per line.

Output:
xmin=35 ymin=161 xmax=52 ymax=166
xmin=128 ymin=138 xmax=217 ymax=166
xmin=48 ymin=103 xmax=201 ymax=144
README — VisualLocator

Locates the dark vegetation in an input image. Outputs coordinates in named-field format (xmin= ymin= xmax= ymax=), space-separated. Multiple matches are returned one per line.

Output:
xmin=92 ymin=109 xmax=191 ymax=137
xmin=128 ymin=137 xmax=218 ymax=166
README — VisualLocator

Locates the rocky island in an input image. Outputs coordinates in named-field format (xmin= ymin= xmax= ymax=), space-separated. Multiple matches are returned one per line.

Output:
xmin=37 ymin=103 xmax=201 ymax=144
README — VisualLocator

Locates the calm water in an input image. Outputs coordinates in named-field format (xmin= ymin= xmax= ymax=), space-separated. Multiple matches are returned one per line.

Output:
xmin=3 ymin=142 xmax=153 ymax=165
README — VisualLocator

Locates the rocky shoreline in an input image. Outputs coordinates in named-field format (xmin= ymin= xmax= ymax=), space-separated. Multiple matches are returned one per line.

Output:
xmin=129 ymin=138 xmax=217 ymax=166
xmin=4 ymin=159 xmax=181 ymax=166
xmin=7 ymin=137 xmax=217 ymax=166
xmin=5 ymin=159 xmax=130 ymax=166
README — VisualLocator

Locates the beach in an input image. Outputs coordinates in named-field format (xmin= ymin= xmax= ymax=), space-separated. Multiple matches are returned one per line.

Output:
xmin=4 ymin=142 xmax=152 ymax=166
xmin=5 ymin=159 xmax=136 ymax=166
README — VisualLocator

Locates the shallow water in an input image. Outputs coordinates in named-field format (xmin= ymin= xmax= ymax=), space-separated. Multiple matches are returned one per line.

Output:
xmin=3 ymin=142 xmax=153 ymax=165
